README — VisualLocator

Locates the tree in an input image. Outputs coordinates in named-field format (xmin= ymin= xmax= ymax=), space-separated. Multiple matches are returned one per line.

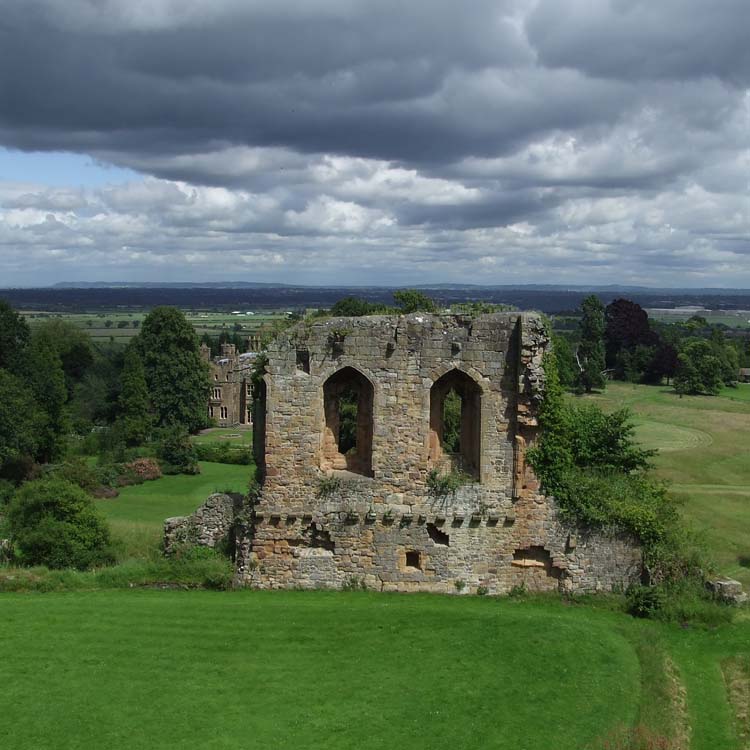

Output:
xmin=551 ymin=333 xmax=576 ymax=388
xmin=117 ymin=346 xmax=153 ymax=446
xmin=6 ymin=478 xmax=113 ymax=569
xmin=604 ymin=298 xmax=653 ymax=373
xmin=26 ymin=336 xmax=69 ymax=463
xmin=329 ymin=297 xmax=385 ymax=317
xmin=31 ymin=319 xmax=94 ymax=398
xmin=574 ymin=295 xmax=606 ymax=393
xmin=0 ymin=370 xmax=43 ymax=470
xmin=135 ymin=307 xmax=209 ymax=433
xmin=673 ymin=340 xmax=724 ymax=396
xmin=0 ymin=299 xmax=30 ymax=374
xmin=392 ymin=289 xmax=437 ymax=314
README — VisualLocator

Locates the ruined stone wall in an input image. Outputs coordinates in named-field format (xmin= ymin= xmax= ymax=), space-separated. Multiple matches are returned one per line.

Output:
xmin=164 ymin=493 xmax=243 ymax=555
xmin=235 ymin=313 xmax=641 ymax=594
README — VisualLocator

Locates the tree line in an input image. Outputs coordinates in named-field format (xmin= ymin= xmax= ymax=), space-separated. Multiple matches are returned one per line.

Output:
xmin=555 ymin=295 xmax=747 ymax=396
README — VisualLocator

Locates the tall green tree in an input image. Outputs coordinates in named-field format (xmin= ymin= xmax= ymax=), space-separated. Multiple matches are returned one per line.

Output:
xmin=0 ymin=299 xmax=30 ymax=374
xmin=118 ymin=346 xmax=153 ymax=446
xmin=574 ymin=295 xmax=606 ymax=393
xmin=674 ymin=340 xmax=724 ymax=396
xmin=26 ymin=335 xmax=70 ymax=463
xmin=0 ymin=370 xmax=43 ymax=469
xmin=135 ymin=307 xmax=209 ymax=433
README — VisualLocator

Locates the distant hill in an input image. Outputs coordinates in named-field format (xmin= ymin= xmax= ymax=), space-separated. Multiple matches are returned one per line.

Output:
xmin=53 ymin=281 xmax=287 ymax=289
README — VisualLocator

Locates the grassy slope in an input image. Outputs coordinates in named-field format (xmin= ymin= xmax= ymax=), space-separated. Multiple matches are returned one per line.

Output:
xmin=98 ymin=461 xmax=250 ymax=560
xmin=0 ymin=591 xmax=642 ymax=750
xmin=576 ymin=382 xmax=750 ymax=587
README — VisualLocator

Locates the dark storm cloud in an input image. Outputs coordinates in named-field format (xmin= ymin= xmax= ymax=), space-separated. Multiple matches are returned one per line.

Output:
xmin=0 ymin=0 xmax=748 ymax=286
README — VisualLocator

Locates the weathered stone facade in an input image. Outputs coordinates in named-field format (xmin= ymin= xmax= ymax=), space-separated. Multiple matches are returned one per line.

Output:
xmin=233 ymin=312 xmax=642 ymax=594
xmin=202 ymin=342 xmax=257 ymax=427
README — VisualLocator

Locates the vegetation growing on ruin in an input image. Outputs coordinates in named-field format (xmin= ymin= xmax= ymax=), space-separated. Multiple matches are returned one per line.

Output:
xmin=528 ymin=353 xmax=711 ymax=605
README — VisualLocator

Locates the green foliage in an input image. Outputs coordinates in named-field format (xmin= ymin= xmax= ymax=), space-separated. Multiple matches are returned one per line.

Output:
xmin=574 ymin=294 xmax=606 ymax=393
xmin=566 ymin=406 xmax=655 ymax=474
xmin=193 ymin=442 xmax=253 ymax=465
xmin=552 ymin=333 xmax=576 ymax=387
xmin=392 ymin=289 xmax=438 ymax=314
xmin=31 ymin=319 xmax=95 ymax=397
xmin=427 ymin=468 xmax=472 ymax=497
xmin=674 ymin=339 xmax=724 ymax=395
xmin=156 ymin=426 xmax=200 ymax=475
xmin=528 ymin=355 xmax=705 ymax=591
xmin=337 ymin=388 xmax=358 ymax=453
xmin=117 ymin=346 xmax=153 ymax=446
xmin=0 ymin=370 xmax=44 ymax=469
xmin=135 ymin=306 xmax=209 ymax=433
xmin=329 ymin=297 xmax=388 ymax=317
xmin=441 ymin=389 xmax=461 ymax=453
xmin=449 ymin=301 xmax=516 ymax=316
xmin=0 ymin=298 xmax=30 ymax=374
xmin=26 ymin=334 xmax=69 ymax=463
xmin=6 ymin=478 xmax=113 ymax=570
xmin=317 ymin=475 xmax=342 ymax=499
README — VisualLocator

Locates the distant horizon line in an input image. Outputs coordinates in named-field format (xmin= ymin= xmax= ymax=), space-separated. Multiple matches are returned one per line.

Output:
xmin=3 ymin=281 xmax=750 ymax=293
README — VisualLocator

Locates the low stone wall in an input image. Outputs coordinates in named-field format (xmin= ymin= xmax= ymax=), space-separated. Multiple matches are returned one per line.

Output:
xmin=163 ymin=493 xmax=244 ymax=555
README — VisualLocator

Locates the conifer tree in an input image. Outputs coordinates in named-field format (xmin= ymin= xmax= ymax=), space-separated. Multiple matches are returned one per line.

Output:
xmin=118 ymin=346 xmax=152 ymax=446
xmin=574 ymin=294 xmax=606 ymax=393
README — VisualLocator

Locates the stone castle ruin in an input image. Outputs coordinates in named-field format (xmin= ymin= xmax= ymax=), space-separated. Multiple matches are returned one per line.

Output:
xmin=220 ymin=312 xmax=642 ymax=594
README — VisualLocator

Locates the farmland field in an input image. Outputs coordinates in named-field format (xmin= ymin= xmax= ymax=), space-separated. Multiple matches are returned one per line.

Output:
xmin=19 ymin=309 xmax=288 ymax=344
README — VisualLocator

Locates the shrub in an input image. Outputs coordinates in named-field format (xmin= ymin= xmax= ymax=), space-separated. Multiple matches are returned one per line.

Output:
xmin=193 ymin=442 xmax=253 ymax=465
xmin=118 ymin=458 xmax=162 ymax=485
xmin=6 ymin=478 xmax=114 ymax=570
xmin=43 ymin=458 xmax=101 ymax=494
xmin=626 ymin=584 xmax=665 ymax=618
xmin=156 ymin=426 xmax=199 ymax=475
xmin=0 ymin=478 xmax=15 ymax=508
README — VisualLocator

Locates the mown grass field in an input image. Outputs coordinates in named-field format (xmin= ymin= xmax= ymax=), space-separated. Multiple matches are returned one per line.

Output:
xmin=0 ymin=590 xmax=748 ymax=749
xmin=577 ymin=382 xmax=750 ymax=588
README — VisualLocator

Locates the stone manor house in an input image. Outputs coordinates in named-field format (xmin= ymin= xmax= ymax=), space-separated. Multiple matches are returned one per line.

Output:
xmin=201 ymin=340 xmax=260 ymax=427
xmin=224 ymin=312 xmax=642 ymax=594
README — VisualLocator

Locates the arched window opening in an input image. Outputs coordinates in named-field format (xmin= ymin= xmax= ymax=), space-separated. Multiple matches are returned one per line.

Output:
xmin=322 ymin=367 xmax=374 ymax=477
xmin=429 ymin=370 xmax=481 ymax=479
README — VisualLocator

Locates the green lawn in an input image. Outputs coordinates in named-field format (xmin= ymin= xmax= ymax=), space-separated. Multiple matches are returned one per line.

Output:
xmin=191 ymin=427 xmax=253 ymax=445
xmin=575 ymin=382 xmax=750 ymax=587
xmin=0 ymin=590 xmax=748 ymax=749
xmin=0 ymin=591 xmax=642 ymax=750
xmin=98 ymin=461 xmax=251 ymax=560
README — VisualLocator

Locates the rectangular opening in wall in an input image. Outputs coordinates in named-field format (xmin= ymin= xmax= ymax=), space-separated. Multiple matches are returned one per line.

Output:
xmin=405 ymin=550 xmax=422 ymax=569
xmin=296 ymin=349 xmax=310 ymax=373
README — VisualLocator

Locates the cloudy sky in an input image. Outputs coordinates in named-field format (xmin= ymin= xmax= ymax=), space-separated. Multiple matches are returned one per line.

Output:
xmin=0 ymin=0 xmax=748 ymax=287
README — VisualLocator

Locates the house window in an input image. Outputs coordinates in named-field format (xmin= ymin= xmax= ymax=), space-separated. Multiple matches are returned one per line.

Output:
xmin=208 ymin=406 xmax=214 ymax=418
xmin=214 ymin=373 xmax=218 ymax=381
xmin=220 ymin=406 xmax=228 ymax=420
xmin=405 ymin=550 xmax=422 ymax=569
xmin=213 ymin=387 xmax=221 ymax=400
